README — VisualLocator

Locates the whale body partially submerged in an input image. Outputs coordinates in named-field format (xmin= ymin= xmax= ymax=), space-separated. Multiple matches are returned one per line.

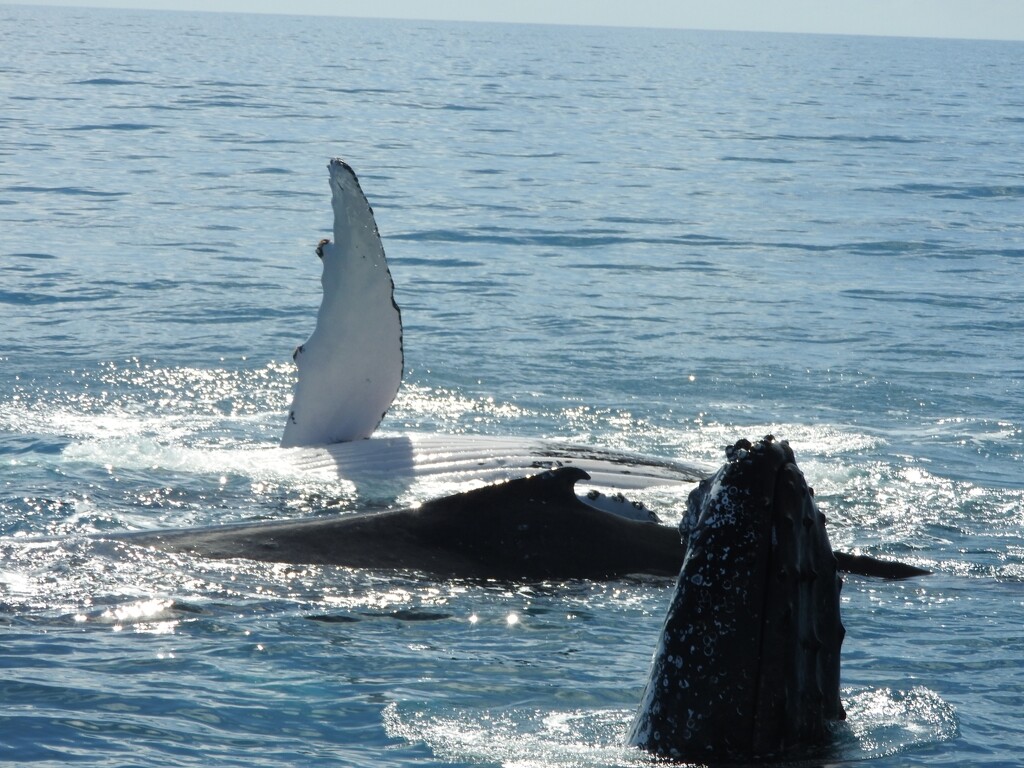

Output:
xmin=121 ymin=436 xmax=923 ymax=584
xmin=121 ymin=466 xmax=683 ymax=581
xmin=629 ymin=435 xmax=846 ymax=762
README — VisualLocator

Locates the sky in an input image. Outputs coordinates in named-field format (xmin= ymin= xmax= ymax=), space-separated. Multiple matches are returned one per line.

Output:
xmin=10 ymin=0 xmax=1024 ymax=41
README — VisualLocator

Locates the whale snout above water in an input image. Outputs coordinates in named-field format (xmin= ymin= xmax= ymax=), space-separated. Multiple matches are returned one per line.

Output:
xmin=629 ymin=435 xmax=846 ymax=761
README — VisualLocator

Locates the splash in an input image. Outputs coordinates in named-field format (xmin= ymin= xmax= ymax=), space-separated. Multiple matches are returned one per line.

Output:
xmin=382 ymin=686 xmax=957 ymax=767
xmin=383 ymin=703 xmax=645 ymax=768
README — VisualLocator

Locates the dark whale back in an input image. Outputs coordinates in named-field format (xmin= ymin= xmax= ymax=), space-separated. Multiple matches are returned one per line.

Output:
xmin=629 ymin=436 xmax=845 ymax=761
xmin=122 ymin=467 xmax=682 ymax=581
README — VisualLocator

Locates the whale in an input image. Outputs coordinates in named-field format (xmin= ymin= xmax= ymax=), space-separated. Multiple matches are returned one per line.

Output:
xmin=78 ymin=159 xmax=927 ymax=760
xmin=257 ymin=158 xmax=927 ymax=580
xmin=115 ymin=448 xmax=925 ymax=582
xmin=629 ymin=435 xmax=846 ymax=762
xmin=118 ymin=467 xmax=683 ymax=581
xmin=117 ymin=457 xmax=926 ymax=582
xmin=109 ymin=159 xmax=928 ymax=587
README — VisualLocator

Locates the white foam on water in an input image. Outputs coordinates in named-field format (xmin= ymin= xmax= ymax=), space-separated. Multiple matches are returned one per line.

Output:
xmin=383 ymin=686 xmax=957 ymax=767
xmin=837 ymin=686 xmax=960 ymax=760
xmin=383 ymin=703 xmax=648 ymax=768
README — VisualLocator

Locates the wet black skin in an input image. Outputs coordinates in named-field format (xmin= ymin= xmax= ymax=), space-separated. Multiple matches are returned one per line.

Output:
xmin=118 ymin=467 xmax=682 ymax=581
xmin=629 ymin=436 xmax=848 ymax=761
xmin=115 ymin=463 xmax=926 ymax=582
xmin=116 ymin=461 xmax=927 ymax=583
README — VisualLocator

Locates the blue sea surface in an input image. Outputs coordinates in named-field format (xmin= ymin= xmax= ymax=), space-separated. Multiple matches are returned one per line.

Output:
xmin=2 ymin=5 xmax=1023 ymax=766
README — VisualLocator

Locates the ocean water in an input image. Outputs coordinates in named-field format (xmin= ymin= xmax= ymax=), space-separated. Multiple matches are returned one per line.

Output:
xmin=2 ymin=4 xmax=1023 ymax=766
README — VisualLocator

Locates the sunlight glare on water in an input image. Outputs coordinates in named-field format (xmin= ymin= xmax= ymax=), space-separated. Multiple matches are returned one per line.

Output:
xmin=1 ymin=5 xmax=1023 ymax=767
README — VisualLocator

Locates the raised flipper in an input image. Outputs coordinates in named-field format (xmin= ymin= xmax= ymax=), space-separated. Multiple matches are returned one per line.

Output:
xmin=281 ymin=159 xmax=403 ymax=447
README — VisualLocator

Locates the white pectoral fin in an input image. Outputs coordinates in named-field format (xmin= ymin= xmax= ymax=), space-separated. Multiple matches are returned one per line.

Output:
xmin=281 ymin=159 xmax=404 ymax=448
